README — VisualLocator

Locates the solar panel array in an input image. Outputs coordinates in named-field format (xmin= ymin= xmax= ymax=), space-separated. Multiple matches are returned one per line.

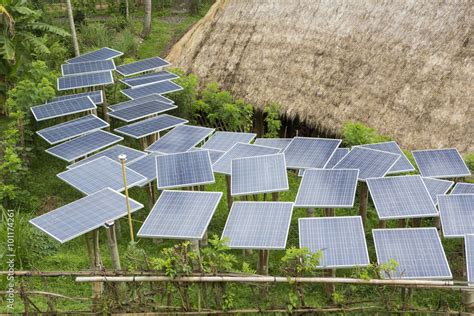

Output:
xmin=46 ymin=130 xmax=123 ymax=162
xmin=36 ymin=115 xmax=108 ymax=145
xmin=122 ymin=80 xmax=183 ymax=99
xmin=373 ymin=228 xmax=452 ymax=279
xmin=212 ymin=143 xmax=281 ymax=175
xmin=422 ymin=177 xmax=454 ymax=205
xmin=31 ymin=96 xmax=96 ymax=121
xmin=333 ymin=147 xmax=400 ymax=181
xmin=121 ymin=71 xmax=179 ymax=87
xmin=156 ymin=150 xmax=215 ymax=189
xmin=62 ymin=60 xmax=115 ymax=76
xmin=50 ymin=90 xmax=103 ymax=104
xmin=146 ymin=125 xmax=214 ymax=154
xmin=67 ymin=47 xmax=123 ymax=63
xmin=466 ymin=235 xmax=474 ymax=286
xmin=283 ymin=137 xmax=341 ymax=169
xmin=231 ymin=154 xmax=288 ymax=196
xmin=108 ymin=101 xmax=177 ymax=122
xmin=57 ymin=156 xmax=146 ymax=195
xmin=109 ymin=94 xmax=173 ymax=111
xmin=298 ymin=148 xmax=350 ymax=177
xmin=299 ymin=217 xmax=369 ymax=268
xmin=127 ymin=153 xmax=161 ymax=186
xmin=115 ymin=114 xmax=187 ymax=139
xmin=116 ymin=57 xmax=171 ymax=76
xmin=451 ymin=183 xmax=474 ymax=195
xmin=438 ymin=194 xmax=474 ymax=237
xmin=188 ymin=148 xmax=225 ymax=164
xmin=412 ymin=149 xmax=471 ymax=178
xmin=137 ymin=191 xmax=222 ymax=239
xmin=366 ymin=175 xmax=438 ymax=220
xmin=357 ymin=141 xmax=415 ymax=174
xmin=30 ymin=188 xmax=143 ymax=243
xmin=253 ymin=138 xmax=292 ymax=151
xmin=67 ymin=145 xmax=146 ymax=169
xmin=57 ymin=71 xmax=114 ymax=90
xmin=295 ymin=169 xmax=359 ymax=208
xmin=202 ymin=131 xmax=257 ymax=152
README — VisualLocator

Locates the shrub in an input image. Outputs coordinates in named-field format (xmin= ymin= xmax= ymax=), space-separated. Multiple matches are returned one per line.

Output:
xmin=114 ymin=28 xmax=138 ymax=56
xmin=464 ymin=152 xmax=474 ymax=175
xmin=342 ymin=121 xmax=391 ymax=146
xmin=79 ymin=22 xmax=112 ymax=49
xmin=264 ymin=102 xmax=282 ymax=138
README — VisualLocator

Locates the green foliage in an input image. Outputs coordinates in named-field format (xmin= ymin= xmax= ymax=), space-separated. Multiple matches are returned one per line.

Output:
xmin=79 ymin=22 xmax=111 ymax=48
xmin=200 ymin=236 xmax=236 ymax=274
xmin=150 ymin=242 xmax=197 ymax=277
xmin=105 ymin=15 xmax=129 ymax=32
xmin=264 ymin=102 xmax=282 ymax=137
xmin=342 ymin=121 xmax=391 ymax=146
xmin=0 ymin=124 xmax=25 ymax=204
xmin=280 ymin=247 xmax=322 ymax=277
xmin=169 ymin=69 xmax=199 ymax=120
xmin=123 ymin=241 xmax=149 ymax=273
xmin=464 ymin=152 xmax=474 ymax=175
xmin=114 ymin=28 xmax=138 ymax=56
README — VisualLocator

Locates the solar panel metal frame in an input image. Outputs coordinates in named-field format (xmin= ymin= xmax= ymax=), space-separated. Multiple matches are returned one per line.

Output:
xmin=66 ymin=144 xmax=147 ymax=169
xmin=57 ymin=71 xmax=114 ymax=91
xmin=120 ymin=71 xmax=179 ymax=87
xmin=45 ymin=130 xmax=123 ymax=162
xmin=137 ymin=190 xmax=223 ymax=239
xmin=421 ymin=177 xmax=454 ymax=205
xmin=355 ymin=141 xmax=415 ymax=174
xmin=145 ymin=125 xmax=215 ymax=154
xmin=114 ymin=114 xmax=188 ymax=139
xmin=36 ymin=114 xmax=109 ymax=145
xmin=107 ymin=101 xmax=177 ymax=123
xmin=29 ymin=188 xmax=143 ymax=243
xmin=298 ymin=216 xmax=370 ymax=268
xmin=466 ymin=234 xmax=474 ymax=286
xmin=66 ymin=47 xmax=123 ymax=64
xmin=127 ymin=153 xmax=161 ymax=186
xmin=438 ymin=194 xmax=474 ymax=238
xmin=121 ymin=80 xmax=183 ymax=99
xmin=298 ymin=148 xmax=350 ymax=176
xmin=50 ymin=90 xmax=103 ymax=105
xmin=412 ymin=148 xmax=471 ymax=178
xmin=373 ymin=227 xmax=452 ymax=280
xmin=31 ymin=96 xmax=96 ymax=121
xmin=61 ymin=59 xmax=116 ymax=76
xmin=282 ymin=137 xmax=342 ymax=170
xmin=253 ymin=138 xmax=293 ymax=151
xmin=294 ymin=169 xmax=359 ymax=208
xmin=202 ymin=131 xmax=257 ymax=152
xmin=116 ymin=57 xmax=171 ymax=76
xmin=451 ymin=183 xmax=474 ymax=195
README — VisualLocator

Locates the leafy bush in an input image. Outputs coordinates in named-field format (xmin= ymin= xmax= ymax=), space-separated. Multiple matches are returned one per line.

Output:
xmin=464 ymin=152 xmax=474 ymax=175
xmin=342 ymin=121 xmax=391 ymax=146
xmin=169 ymin=69 xmax=199 ymax=120
xmin=264 ymin=102 xmax=282 ymax=137
xmin=79 ymin=22 xmax=111 ymax=49
xmin=114 ymin=28 xmax=138 ymax=56
xmin=105 ymin=15 xmax=129 ymax=32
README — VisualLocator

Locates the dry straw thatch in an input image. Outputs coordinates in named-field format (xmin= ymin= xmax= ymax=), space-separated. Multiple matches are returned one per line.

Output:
xmin=167 ymin=0 xmax=473 ymax=153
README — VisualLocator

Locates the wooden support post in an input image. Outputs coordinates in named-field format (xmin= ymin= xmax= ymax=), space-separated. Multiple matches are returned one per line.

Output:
xmin=147 ymin=183 xmax=155 ymax=209
xmin=257 ymin=250 xmax=269 ymax=275
xmin=101 ymin=88 xmax=109 ymax=126
xmin=433 ymin=216 xmax=441 ymax=231
xmin=254 ymin=108 xmax=265 ymax=137
xmin=324 ymin=268 xmax=336 ymax=303
xmin=378 ymin=220 xmax=386 ymax=228
xmin=253 ymin=194 xmax=259 ymax=201
xmin=200 ymin=231 xmax=208 ymax=247
xmin=225 ymin=175 xmax=233 ymax=210
xmin=324 ymin=208 xmax=334 ymax=217
xmin=140 ymin=137 xmax=149 ymax=151
xmin=272 ymin=192 xmax=279 ymax=201
xmin=412 ymin=218 xmax=422 ymax=227
xmin=105 ymin=222 xmax=121 ymax=270
xmin=358 ymin=182 xmax=368 ymax=228
xmin=307 ymin=208 xmax=315 ymax=217
xmin=398 ymin=219 xmax=407 ymax=228
xmin=263 ymin=193 xmax=268 ymax=201
xmin=91 ymin=230 xmax=103 ymax=312
xmin=191 ymin=240 xmax=201 ymax=271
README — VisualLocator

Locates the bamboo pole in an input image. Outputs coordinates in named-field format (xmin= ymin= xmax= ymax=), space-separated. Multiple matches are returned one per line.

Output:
xmin=105 ymin=222 xmax=121 ymax=270
xmin=358 ymin=182 xmax=369 ymax=228
xmin=257 ymin=250 xmax=269 ymax=275
xmin=119 ymin=154 xmax=134 ymax=242
xmin=225 ymin=175 xmax=233 ymax=210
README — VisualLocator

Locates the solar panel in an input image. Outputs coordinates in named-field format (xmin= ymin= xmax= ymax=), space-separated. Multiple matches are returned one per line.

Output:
xmin=46 ymin=130 xmax=123 ymax=162
xmin=202 ymin=131 xmax=257 ymax=152
xmin=438 ymin=194 xmax=474 ymax=237
xmin=422 ymin=177 xmax=454 ymax=205
xmin=465 ymin=235 xmax=474 ymax=286
xmin=30 ymin=188 xmax=143 ymax=243
xmin=137 ymin=190 xmax=222 ymax=239
xmin=333 ymin=147 xmax=401 ymax=181
xmin=366 ymin=175 xmax=438 ymax=220
xmin=57 ymin=156 xmax=146 ymax=195
xmin=109 ymin=94 xmax=174 ymax=112
xmin=115 ymin=114 xmax=187 ymax=139
xmin=66 ymin=47 xmax=123 ymax=64
xmin=62 ymin=60 xmax=115 ymax=76
xmin=356 ymin=141 xmax=414 ymax=174
xmin=156 ymin=150 xmax=215 ymax=189
xmin=373 ymin=228 xmax=452 ymax=279
xmin=298 ymin=148 xmax=349 ymax=176
xmin=57 ymin=71 xmax=114 ymax=91
xmin=451 ymin=183 xmax=474 ymax=195
xmin=253 ymin=138 xmax=292 ymax=151
xmin=231 ymin=154 xmax=288 ymax=196
xmin=116 ymin=57 xmax=171 ymax=76
xmin=187 ymin=148 xmax=225 ymax=164
xmin=121 ymin=71 xmax=178 ymax=87
xmin=222 ymin=202 xmax=293 ymax=249
xmin=122 ymin=80 xmax=183 ymax=99
xmin=283 ymin=137 xmax=342 ymax=169
xmin=31 ymin=96 xmax=96 ymax=121
xmin=295 ymin=169 xmax=359 ymax=208
xmin=108 ymin=101 xmax=177 ymax=122
xmin=412 ymin=148 xmax=471 ymax=178
xmin=146 ymin=125 xmax=215 ymax=154
xmin=50 ymin=91 xmax=103 ymax=105
xmin=36 ymin=115 xmax=108 ymax=145
xmin=212 ymin=143 xmax=281 ymax=175
xmin=299 ymin=216 xmax=369 ymax=268
xmin=67 ymin=144 xmax=146 ymax=169
xmin=127 ymin=153 xmax=161 ymax=186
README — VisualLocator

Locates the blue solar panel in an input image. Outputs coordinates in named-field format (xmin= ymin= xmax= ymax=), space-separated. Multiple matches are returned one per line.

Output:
xmin=222 ymin=202 xmax=293 ymax=249
xmin=295 ymin=169 xmax=359 ymax=208
xmin=202 ymin=132 xmax=256 ymax=152
xmin=122 ymin=80 xmax=183 ymax=99
xmin=422 ymin=177 xmax=454 ymax=205
xmin=299 ymin=216 xmax=369 ymax=268
xmin=109 ymin=94 xmax=174 ymax=112
xmin=451 ymin=183 xmax=474 ymax=195
xmin=357 ymin=141 xmax=414 ymax=174
xmin=108 ymin=101 xmax=177 ymax=122
xmin=188 ymin=148 xmax=225 ymax=164
xmin=283 ymin=137 xmax=341 ymax=169
xmin=67 ymin=47 xmax=123 ymax=63
xmin=146 ymin=125 xmax=214 ymax=154
xmin=31 ymin=96 xmax=96 ymax=121
xmin=333 ymin=147 xmax=401 ymax=181
xmin=127 ymin=153 xmax=161 ymax=186
xmin=62 ymin=60 xmax=115 ymax=76
xmin=50 ymin=91 xmax=103 ymax=105
xmin=373 ymin=228 xmax=452 ymax=279
xmin=298 ymin=148 xmax=350 ymax=176
xmin=57 ymin=71 xmax=114 ymax=90
xmin=121 ymin=71 xmax=178 ymax=87
xmin=57 ymin=156 xmax=146 ymax=195
xmin=465 ymin=235 xmax=474 ymax=286
xmin=253 ymin=138 xmax=292 ymax=151
xmin=116 ymin=57 xmax=171 ymax=76
xmin=231 ymin=154 xmax=288 ymax=196
xmin=156 ymin=150 xmax=215 ymax=189
xmin=137 ymin=190 xmax=222 ymax=239
xmin=412 ymin=148 xmax=471 ymax=178
xmin=212 ymin=143 xmax=281 ymax=175
xmin=367 ymin=175 xmax=438 ymax=220
xmin=115 ymin=114 xmax=187 ymax=139
xmin=46 ymin=130 xmax=122 ymax=162
xmin=67 ymin=144 xmax=146 ymax=169
xmin=29 ymin=188 xmax=143 ymax=243
xmin=438 ymin=194 xmax=474 ymax=237
xmin=36 ymin=115 xmax=108 ymax=145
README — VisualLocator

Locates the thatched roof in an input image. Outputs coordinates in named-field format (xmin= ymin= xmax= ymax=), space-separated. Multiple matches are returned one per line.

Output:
xmin=167 ymin=0 xmax=474 ymax=153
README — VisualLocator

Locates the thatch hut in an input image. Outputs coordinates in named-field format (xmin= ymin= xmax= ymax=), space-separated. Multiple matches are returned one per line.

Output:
xmin=167 ymin=0 xmax=473 ymax=153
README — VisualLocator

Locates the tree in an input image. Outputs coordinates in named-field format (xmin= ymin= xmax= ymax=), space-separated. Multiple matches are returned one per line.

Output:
xmin=142 ymin=0 xmax=152 ymax=38
xmin=65 ymin=0 xmax=80 ymax=57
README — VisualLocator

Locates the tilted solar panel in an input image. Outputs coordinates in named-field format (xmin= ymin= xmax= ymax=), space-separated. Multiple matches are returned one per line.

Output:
xmin=283 ymin=137 xmax=341 ymax=169
xmin=127 ymin=153 xmax=161 ymax=186
xmin=57 ymin=71 xmax=114 ymax=90
xmin=356 ymin=141 xmax=414 ymax=174
xmin=115 ymin=114 xmax=187 ymax=139
xmin=412 ymin=148 xmax=471 ymax=178
xmin=438 ymin=194 xmax=474 ymax=237
xmin=202 ymin=131 xmax=257 ymax=152
xmin=107 ymin=101 xmax=177 ymax=122
xmin=50 ymin=90 xmax=103 ymax=105
xmin=451 ymin=183 xmax=474 ymax=195
xmin=121 ymin=71 xmax=178 ymax=87
xmin=62 ymin=60 xmax=115 ymax=76
xmin=108 ymin=94 xmax=174 ymax=111
xmin=421 ymin=177 xmax=454 ymax=205
xmin=66 ymin=47 xmax=123 ymax=64
xmin=31 ymin=96 xmax=96 ymax=121
xmin=146 ymin=125 xmax=215 ymax=154
xmin=116 ymin=57 xmax=171 ymax=76
xmin=465 ymin=235 xmax=474 ymax=286
xmin=122 ymin=80 xmax=183 ymax=99
xmin=187 ymin=148 xmax=225 ymax=164
xmin=67 ymin=144 xmax=146 ymax=169
xmin=298 ymin=148 xmax=350 ymax=176
xmin=253 ymin=138 xmax=292 ymax=151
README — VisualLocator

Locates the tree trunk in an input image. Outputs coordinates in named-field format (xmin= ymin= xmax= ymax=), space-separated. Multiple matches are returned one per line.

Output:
xmin=65 ymin=0 xmax=80 ymax=57
xmin=142 ymin=0 xmax=152 ymax=38
xmin=125 ymin=0 xmax=130 ymax=20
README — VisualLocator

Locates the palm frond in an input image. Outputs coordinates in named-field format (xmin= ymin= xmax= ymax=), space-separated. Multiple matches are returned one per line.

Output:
xmin=20 ymin=33 xmax=49 ymax=56
xmin=28 ymin=22 xmax=70 ymax=37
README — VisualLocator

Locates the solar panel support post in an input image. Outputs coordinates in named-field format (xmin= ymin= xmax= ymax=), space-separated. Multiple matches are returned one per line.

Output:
xmin=358 ymin=182 xmax=369 ymax=229
xmin=225 ymin=175 xmax=233 ymax=210
xmin=411 ymin=218 xmax=421 ymax=227
xmin=307 ymin=208 xmax=315 ymax=217
xmin=378 ymin=220 xmax=386 ymax=228
xmin=119 ymin=154 xmax=135 ymax=242
xmin=105 ymin=222 xmax=121 ymax=270
xmin=398 ymin=219 xmax=407 ymax=228
xmin=257 ymin=250 xmax=269 ymax=275
xmin=272 ymin=192 xmax=279 ymax=201
xmin=191 ymin=240 xmax=201 ymax=271
xmin=101 ymin=86 xmax=110 ymax=126
xmin=462 ymin=238 xmax=474 ymax=312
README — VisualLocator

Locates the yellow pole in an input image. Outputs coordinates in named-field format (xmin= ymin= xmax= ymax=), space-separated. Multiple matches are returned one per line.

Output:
xmin=119 ymin=154 xmax=134 ymax=242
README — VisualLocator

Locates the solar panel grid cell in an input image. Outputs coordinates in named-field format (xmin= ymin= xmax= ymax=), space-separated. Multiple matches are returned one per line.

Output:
xmin=421 ymin=177 xmax=454 ymax=205
xmin=146 ymin=125 xmax=214 ymax=154
xmin=298 ymin=148 xmax=350 ymax=176
xmin=127 ymin=153 xmax=161 ymax=186
xmin=283 ymin=137 xmax=342 ymax=169
xmin=107 ymin=101 xmax=177 ymax=122
xmin=253 ymin=138 xmax=292 ymax=151
xmin=67 ymin=145 xmax=146 ymax=169
xmin=57 ymin=71 xmax=114 ymax=90
xmin=115 ymin=114 xmax=188 ymax=139
xmin=50 ymin=91 xmax=103 ymax=105
xmin=438 ymin=194 xmax=474 ymax=237
xmin=187 ymin=148 xmax=225 ymax=164
xmin=31 ymin=96 xmax=96 ymax=121
xmin=412 ymin=148 xmax=471 ymax=178
xmin=451 ymin=183 xmax=474 ymax=195
xmin=109 ymin=94 xmax=174 ymax=111
xmin=202 ymin=131 xmax=257 ymax=152
xmin=356 ymin=141 xmax=414 ymax=174
xmin=61 ymin=60 xmax=115 ymax=76
xmin=466 ymin=235 xmax=474 ymax=286
xmin=121 ymin=71 xmax=179 ymax=87
xmin=116 ymin=57 xmax=171 ymax=76
xmin=122 ymin=80 xmax=183 ymax=99
xmin=67 ymin=47 xmax=123 ymax=63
